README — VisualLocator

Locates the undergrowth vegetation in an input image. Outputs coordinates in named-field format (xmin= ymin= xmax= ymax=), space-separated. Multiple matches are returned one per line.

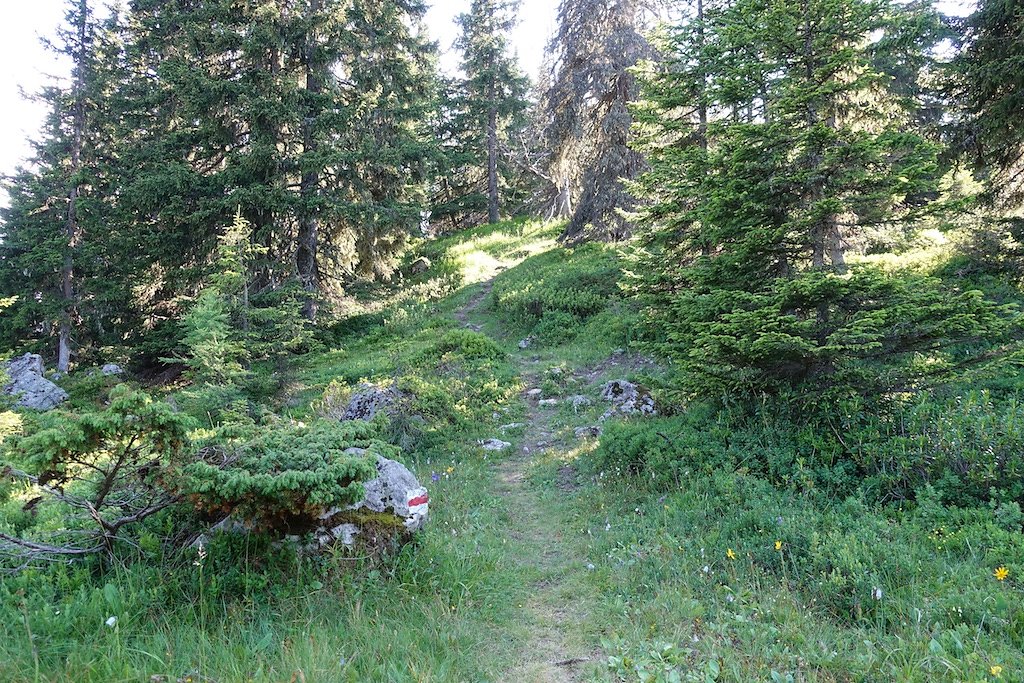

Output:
xmin=1 ymin=219 xmax=1023 ymax=681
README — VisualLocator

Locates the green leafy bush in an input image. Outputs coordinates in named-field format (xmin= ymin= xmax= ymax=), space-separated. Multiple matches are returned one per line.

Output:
xmin=588 ymin=390 xmax=1024 ymax=509
xmin=533 ymin=310 xmax=582 ymax=346
xmin=433 ymin=329 xmax=505 ymax=362
xmin=179 ymin=419 xmax=384 ymax=533
xmin=646 ymin=267 xmax=1020 ymax=406
xmin=845 ymin=391 xmax=1024 ymax=505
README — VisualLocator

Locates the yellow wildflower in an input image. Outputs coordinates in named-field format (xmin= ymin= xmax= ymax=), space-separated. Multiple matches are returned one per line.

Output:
xmin=995 ymin=566 xmax=1010 ymax=582
xmin=726 ymin=548 xmax=736 ymax=560
xmin=990 ymin=664 xmax=1003 ymax=678
xmin=775 ymin=540 xmax=783 ymax=551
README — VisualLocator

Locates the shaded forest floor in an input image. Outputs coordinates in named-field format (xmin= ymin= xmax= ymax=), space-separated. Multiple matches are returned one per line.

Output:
xmin=2 ymin=220 xmax=1023 ymax=682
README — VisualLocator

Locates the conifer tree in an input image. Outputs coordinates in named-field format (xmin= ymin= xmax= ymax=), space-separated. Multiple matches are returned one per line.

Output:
xmin=544 ymin=0 xmax=654 ymax=241
xmin=111 ymin=0 xmax=438 ymax=334
xmin=455 ymin=0 xmax=530 ymax=225
xmin=0 ymin=0 xmax=122 ymax=365
xmin=951 ymin=0 xmax=1024 ymax=206
xmin=631 ymin=0 xmax=1017 ymax=403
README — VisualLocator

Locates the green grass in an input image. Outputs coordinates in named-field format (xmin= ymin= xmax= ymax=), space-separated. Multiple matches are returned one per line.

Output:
xmin=2 ymin=219 xmax=1024 ymax=682
xmin=529 ymin=456 xmax=1024 ymax=682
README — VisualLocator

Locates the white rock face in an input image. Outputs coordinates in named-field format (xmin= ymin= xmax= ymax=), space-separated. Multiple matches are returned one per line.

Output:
xmin=480 ymin=438 xmax=512 ymax=451
xmin=568 ymin=395 xmax=593 ymax=411
xmin=347 ymin=454 xmax=430 ymax=532
xmin=410 ymin=256 xmax=432 ymax=275
xmin=2 ymin=354 xmax=68 ymax=411
xmin=101 ymin=364 xmax=125 ymax=376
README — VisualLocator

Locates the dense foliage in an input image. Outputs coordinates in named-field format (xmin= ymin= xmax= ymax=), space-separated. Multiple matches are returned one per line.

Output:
xmin=1 ymin=0 xmax=1024 ymax=679
xmin=630 ymin=0 xmax=1022 ymax=405
xmin=182 ymin=420 xmax=381 ymax=533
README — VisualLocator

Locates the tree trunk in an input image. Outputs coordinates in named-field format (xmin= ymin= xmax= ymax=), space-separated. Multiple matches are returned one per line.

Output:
xmin=487 ymin=105 xmax=499 ymax=224
xmin=297 ymin=0 xmax=322 ymax=322
xmin=551 ymin=176 xmax=572 ymax=219
xmin=59 ymin=0 xmax=90 ymax=374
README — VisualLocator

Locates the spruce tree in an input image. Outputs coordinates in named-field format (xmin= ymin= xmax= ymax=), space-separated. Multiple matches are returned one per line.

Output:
xmin=111 ymin=0 xmax=438 ymax=337
xmin=632 ymin=0 xmax=1017 ymax=403
xmin=544 ymin=0 xmax=654 ymax=241
xmin=0 ymin=0 xmax=123 ymax=364
xmin=951 ymin=0 xmax=1024 ymax=206
xmin=455 ymin=0 xmax=530 ymax=225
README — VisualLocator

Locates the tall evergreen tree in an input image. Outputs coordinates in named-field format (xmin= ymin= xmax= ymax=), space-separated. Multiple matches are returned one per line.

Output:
xmin=951 ymin=0 xmax=1024 ymax=206
xmin=109 ymin=0 xmax=437 ymax=338
xmin=455 ymin=0 xmax=530 ymax=225
xmin=0 ymin=0 xmax=123 ymax=365
xmin=631 ymin=0 xmax=1014 ymax=403
xmin=544 ymin=0 xmax=654 ymax=242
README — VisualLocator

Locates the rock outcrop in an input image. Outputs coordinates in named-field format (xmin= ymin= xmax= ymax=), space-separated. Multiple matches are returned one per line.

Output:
xmin=316 ymin=454 xmax=430 ymax=549
xmin=600 ymin=379 xmax=657 ymax=420
xmin=2 ymin=354 xmax=68 ymax=411
xmin=339 ymin=383 xmax=401 ymax=422
xmin=410 ymin=256 xmax=432 ymax=275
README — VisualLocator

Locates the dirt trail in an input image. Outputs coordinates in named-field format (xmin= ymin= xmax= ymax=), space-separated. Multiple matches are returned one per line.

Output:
xmin=457 ymin=281 xmax=593 ymax=683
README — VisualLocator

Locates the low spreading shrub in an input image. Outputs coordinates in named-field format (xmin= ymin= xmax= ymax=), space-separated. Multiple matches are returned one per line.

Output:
xmin=587 ymin=390 xmax=1024 ymax=509
xmin=490 ymin=244 xmax=622 ymax=331
xmin=180 ymin=419 xmax=385 ymax=533
xmin=1 ymin=387 xmax=195 ymax=564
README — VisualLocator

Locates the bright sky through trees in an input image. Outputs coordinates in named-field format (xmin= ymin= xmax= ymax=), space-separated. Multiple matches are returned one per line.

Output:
xmin=0 ymin=1 xmax=554 ymax=204
xmin=0 ymin=0 xmax=970 ymax=205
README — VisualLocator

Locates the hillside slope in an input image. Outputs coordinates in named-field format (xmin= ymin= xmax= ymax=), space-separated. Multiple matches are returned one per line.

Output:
xmin=1 ymin=220 xmax=1022 ymax=682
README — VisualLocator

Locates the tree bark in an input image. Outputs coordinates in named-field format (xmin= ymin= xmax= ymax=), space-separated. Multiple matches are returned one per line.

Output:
xmin=297 ymin=0 xmax=322 ymax=322
xmin=59 ymin=0 xmax=90 ymax=374
xmin=487 ymin=105 xmax=499 ymax=224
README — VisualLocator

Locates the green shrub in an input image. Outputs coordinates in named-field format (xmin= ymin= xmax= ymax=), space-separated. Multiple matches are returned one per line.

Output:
xmin=587 ymin=390 xmax=1024 ymax=510
xmin=1 ymin=387 xmax=195 ymax=564
xmin=533 ymin=310 xmax=582 ymax=346
xmin=179 ymin=419 xmax=384 ymax=533
xmin=490 ymin=244 xmax=622 ymax=331
xmin=433 ymin=329 xmax=505 ymax=361
xmin=643 ymin=266 xmax=1021 ymax=408
xmin=845 ymin=391 xmax=1024 ymax=506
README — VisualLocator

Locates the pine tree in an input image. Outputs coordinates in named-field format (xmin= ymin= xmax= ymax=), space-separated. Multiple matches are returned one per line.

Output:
xmin=951 ymin=0 xmax=1024 ymax=206
xmin=455 ymin=0 xmax=530 ymax=225
xmin=631 ymin=0 xmax=1017 ymax=404
xmin=107 ymin=0 xmax=439 ymax=340
xmin=0 ymin=0 xmax=123 ymax=365
xmin=544 ymin=0 xmax=654 ymax=242
xmin=331 ymin=0 xmax=439 ymax=279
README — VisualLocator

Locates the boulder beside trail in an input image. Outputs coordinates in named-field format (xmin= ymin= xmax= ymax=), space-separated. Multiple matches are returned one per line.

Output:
xmin=316 ymin=454 xmax=430 ymax=549
xmin=195 ymin=454 xmax=430 ymax=553
xmin=340 ymin=383 xmax=401 ymax=422
xmin=600 ymin=379 xmax=657 ymax=420
xmin=410 ymin=256 xmax=432 ymax=275
xmin=101 ymin=363 xmax=125 ymax=376
xmin=2 ymin=354 xmax=68 ymax=411
xmin=344 ymin=454 xmax=430 ymax=531
xmin=568 ymin=395 xmax=593 ymax=411
xmin=480 ymin=438 xmax=512 ymax=451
